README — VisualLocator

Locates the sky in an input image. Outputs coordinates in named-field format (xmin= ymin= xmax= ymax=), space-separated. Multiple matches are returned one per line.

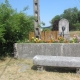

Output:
xmin=0 ymin=0 xmax=80 ymax=27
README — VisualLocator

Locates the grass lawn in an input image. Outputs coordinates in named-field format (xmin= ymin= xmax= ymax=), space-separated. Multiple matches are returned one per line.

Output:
xmin=0 ymin=57 xmax=80 ymax=80
xmin=70 ymin=31 xmax=80 ymax=37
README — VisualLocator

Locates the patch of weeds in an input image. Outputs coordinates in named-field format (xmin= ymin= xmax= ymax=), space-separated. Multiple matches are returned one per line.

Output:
xmin=0 ymin=56 xmax=5 ymax=61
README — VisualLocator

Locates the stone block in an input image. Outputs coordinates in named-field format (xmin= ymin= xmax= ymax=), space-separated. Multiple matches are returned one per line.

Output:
xmin=33 ymin=55 xmax=80 ymax=68
xmin=14 ymin=43 xmax=80 ymax=59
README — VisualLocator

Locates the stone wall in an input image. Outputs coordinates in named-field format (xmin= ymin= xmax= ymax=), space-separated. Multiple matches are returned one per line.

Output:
xmin=14 ymin=43 xmax=80 ymax=59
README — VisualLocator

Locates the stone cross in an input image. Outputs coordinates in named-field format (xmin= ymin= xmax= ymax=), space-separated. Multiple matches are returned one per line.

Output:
xmin=58 ymin=18 xmax=70 ymax=40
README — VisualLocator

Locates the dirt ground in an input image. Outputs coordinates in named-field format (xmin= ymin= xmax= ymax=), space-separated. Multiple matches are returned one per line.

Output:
xmin=0 ymin=57 xmax=80 ymax=80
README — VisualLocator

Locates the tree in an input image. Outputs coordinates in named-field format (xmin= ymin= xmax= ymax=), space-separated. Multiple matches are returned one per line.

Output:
xmin=62 ymin=7 xmax=79 ymax=30
xmin=78 ymin=11 xmax=80 ymax=23
xmin=0 ymin=0 xmax=34 ymax=57
xmin=62 ymin=7 xmax=79 ymax=24
xmin=50 ymin=7 xmax=80 ymax=31
xmin=50 ymin=15 xmax=60 ymax=31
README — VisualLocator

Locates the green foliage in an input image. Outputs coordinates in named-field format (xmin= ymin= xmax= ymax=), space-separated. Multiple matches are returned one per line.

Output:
xmin=50 ymin=15 xmax=61 ymax=24
xmin=70 ymin=34 xmax=80 ymax=43
xmin=62 ymin=7 xmax=79 ymax=24
xmin=73 ymin=23 xmax=80 ymax=30
xmin=50 ymin=15 xmax=61 ymax=31
xmin=38 ymin=21 xmax=45 ymax=28
xmin=43 ymin=28 xmax=51 ymax=31
xmin=51 ymin=7 xmax=80 ymax=31
xmin=40 ymin=21 xmax=45 ymax=27
xmin=0 ymin=0 xmax=34 ymax=57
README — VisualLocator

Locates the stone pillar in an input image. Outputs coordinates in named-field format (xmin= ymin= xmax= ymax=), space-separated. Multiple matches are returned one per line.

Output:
xmin=33 ymin=0 xmax=41 ymax=38
xmin=37 ymin=65 xmax=44 ymax=71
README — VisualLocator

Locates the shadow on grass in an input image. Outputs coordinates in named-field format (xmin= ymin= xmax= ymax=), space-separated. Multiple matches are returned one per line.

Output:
xmin=45 ymin=66 xmax=76 ymax=73
xmin=0 ymin=56 xmax=7 ymax=61
xmin=0 ymin=54 xmax=14 ymax=61
xmin=0 ymin=58 xmax=5 ymax=61
xmin=31 ymin=65 xmax=37 ymax=70
xmin=31 ymin=65 xmax=76 ymax=73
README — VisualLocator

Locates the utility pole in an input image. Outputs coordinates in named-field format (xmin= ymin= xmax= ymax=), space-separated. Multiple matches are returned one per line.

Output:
xmin=33 ymin=0 xmax=41 ymax=38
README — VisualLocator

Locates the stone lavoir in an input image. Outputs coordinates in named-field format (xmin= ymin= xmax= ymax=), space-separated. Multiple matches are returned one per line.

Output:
xmin=14 ymin=43 xmax=80 ymax=59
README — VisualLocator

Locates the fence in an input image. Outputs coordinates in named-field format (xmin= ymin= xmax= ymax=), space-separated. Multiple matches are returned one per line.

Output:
xmin=29 ymin=31 xmax=58 ymax=41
